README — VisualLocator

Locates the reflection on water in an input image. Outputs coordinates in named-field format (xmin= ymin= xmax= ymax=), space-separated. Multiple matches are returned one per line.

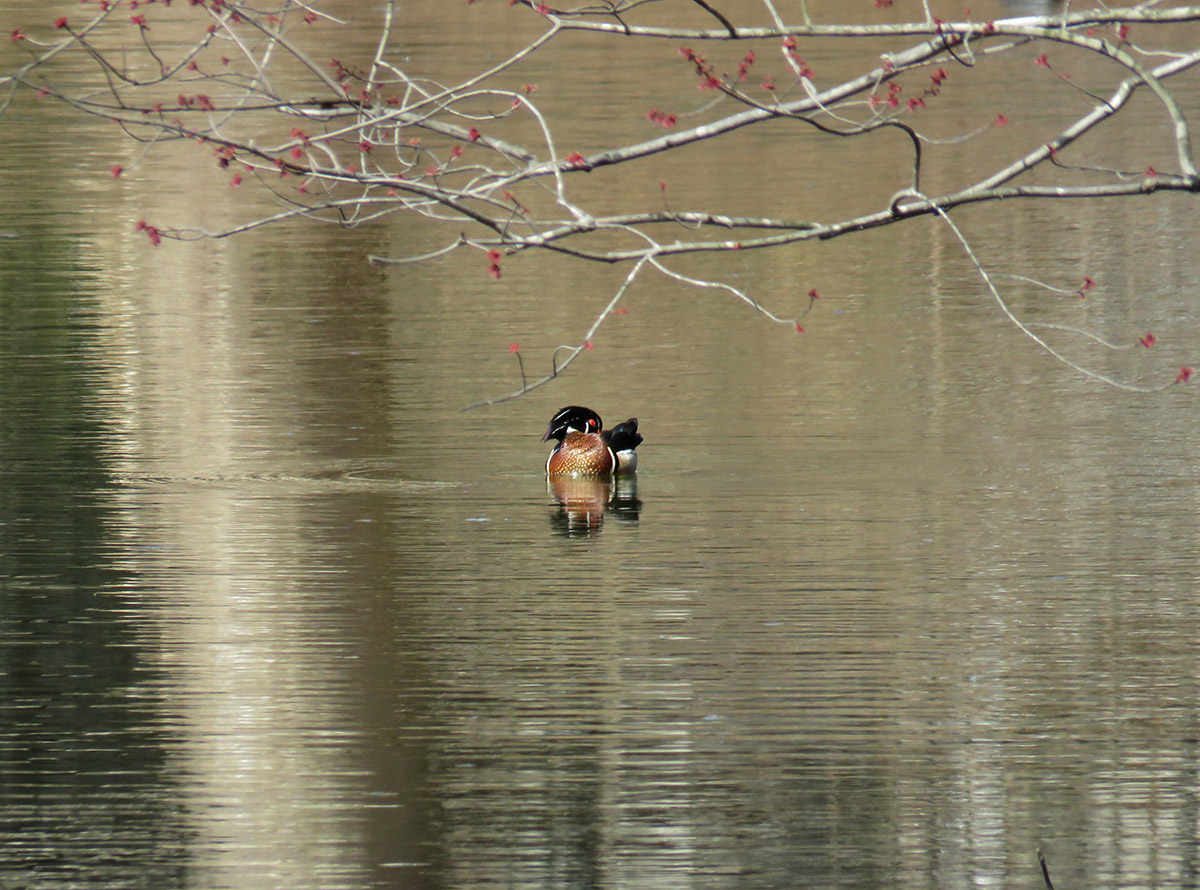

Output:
xmin=999 ymin=0 xmax=1065 ymax=13
xmin=4 ymin=0 xmax=1200 ymax=888
xmin=548 ymin=475 xmax=642 ymax=536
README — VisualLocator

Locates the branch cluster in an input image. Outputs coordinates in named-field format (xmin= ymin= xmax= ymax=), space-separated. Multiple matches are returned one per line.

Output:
xmin=5 ymin=0 xmax=1200 ymax=399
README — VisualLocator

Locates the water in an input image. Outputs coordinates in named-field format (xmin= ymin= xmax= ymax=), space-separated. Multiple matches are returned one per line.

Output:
xmin=3 ymin=0 xmax=1200 ymax=887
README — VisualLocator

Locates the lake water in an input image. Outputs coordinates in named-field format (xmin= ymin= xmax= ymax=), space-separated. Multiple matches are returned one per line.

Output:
xmin=3 ymin=1 xmax=1200 ymax=888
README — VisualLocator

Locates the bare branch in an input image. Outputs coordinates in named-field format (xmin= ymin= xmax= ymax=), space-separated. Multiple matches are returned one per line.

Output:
xmin=11 ymin=2 xmax=1199 ymax=402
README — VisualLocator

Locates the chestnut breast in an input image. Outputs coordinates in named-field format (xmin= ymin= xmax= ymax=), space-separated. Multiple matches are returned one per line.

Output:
xmin=546 ymin=432 xmax=616 ymax=476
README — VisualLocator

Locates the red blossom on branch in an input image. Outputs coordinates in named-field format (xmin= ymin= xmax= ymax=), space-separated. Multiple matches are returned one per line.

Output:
xmin=737 ymin=51 xmax=756 ymax=81
xmin=135 ymin=220 xmax=162 ymax=247
xmin=782 ymin=36 xmax=815 ymax=78
xmin=679 ymin=45 xmax=728 ymax=90
xmin=487 ymin=249 xmax=502 ymax=279
xmin=1140 ymin=333 xmax=1157 ymax=348
xmin=502 ymin=190 xmax=529 ymax=213
xmin=647 ymin=109 xmax=678 ymax=128
xmin=1176 ymin=367 xmax=1193 ymax=383
xmin=111 ymin=164 xmax=123 ymax=178
xmin=564 ymin=152 xmax=587 ymax=168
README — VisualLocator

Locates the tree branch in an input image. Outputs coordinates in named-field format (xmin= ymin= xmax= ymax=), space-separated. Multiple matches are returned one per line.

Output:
xmin=10 ymin=1 xmax=1198 ymax=402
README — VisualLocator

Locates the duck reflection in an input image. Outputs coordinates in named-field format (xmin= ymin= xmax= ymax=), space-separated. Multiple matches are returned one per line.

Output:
xmin=548 ymin=475 xmax=641 ymax=536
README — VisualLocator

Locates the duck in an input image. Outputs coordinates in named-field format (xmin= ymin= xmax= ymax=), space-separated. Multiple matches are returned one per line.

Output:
xmin=543 ymin=405 xmax=642 ymax=476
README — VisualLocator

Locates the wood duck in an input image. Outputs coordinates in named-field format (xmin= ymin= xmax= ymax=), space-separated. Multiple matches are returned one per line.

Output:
xmin=543 ymin=405 xmax=642 ymax=476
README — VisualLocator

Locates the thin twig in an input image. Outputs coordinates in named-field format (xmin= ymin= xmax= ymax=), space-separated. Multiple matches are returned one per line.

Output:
xmin=1037 ymin=848 xmax=1055 ymax=890
xmin=461 ymin=253 xmax=653 ymax=410
xmin=926 ymin=197 xmax=1168 ymax=392
xmin=689 ymin=0 xmax=738 ymax=38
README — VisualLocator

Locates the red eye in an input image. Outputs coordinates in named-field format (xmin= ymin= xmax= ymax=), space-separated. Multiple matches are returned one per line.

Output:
xmin=588 ymin=419 xmax=597 ymax=431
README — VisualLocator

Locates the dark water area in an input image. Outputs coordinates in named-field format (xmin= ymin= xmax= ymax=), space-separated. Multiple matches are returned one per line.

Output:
xmin=4 ymin=0 xmax=1200 ymax=888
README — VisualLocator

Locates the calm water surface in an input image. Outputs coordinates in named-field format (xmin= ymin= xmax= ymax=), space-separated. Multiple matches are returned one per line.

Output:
xmin=3 ymin=1 xmax=1200 ymax=888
